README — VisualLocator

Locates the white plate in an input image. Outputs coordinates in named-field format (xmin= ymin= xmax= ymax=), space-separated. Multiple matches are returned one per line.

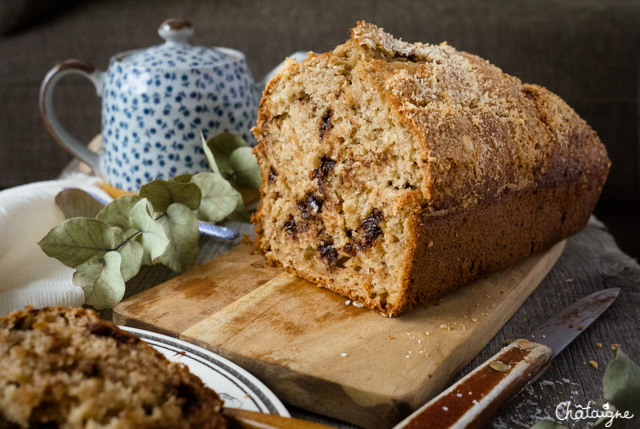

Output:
xmin=120 ymin=327 xmax=290 ymax=417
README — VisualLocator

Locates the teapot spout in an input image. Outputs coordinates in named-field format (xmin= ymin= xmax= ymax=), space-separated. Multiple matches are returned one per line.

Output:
xmin=254 ymin=51 xmax=310 ymax=95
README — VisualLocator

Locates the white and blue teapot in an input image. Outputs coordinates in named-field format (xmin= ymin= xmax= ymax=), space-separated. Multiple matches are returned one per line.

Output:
xmin=40 ymin=18 xmax=305 ymax=192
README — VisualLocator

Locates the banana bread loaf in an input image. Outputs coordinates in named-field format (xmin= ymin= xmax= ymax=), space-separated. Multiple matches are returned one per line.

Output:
xmin=252 ymin=21 xmax=610 ymax=316
xmin=0 ymin=306 xmax=226 ymax=429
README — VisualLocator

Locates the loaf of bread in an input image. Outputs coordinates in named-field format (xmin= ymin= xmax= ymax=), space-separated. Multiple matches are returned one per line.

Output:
xmin=0 ymin=307 xmax=226 ymax=429
xmin=252 ymin=22 xmax=610 ymax=316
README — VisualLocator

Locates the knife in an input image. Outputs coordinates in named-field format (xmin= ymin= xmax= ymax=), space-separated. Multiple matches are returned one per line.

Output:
xmin=394 ymin=287 xmax=620 ymax=429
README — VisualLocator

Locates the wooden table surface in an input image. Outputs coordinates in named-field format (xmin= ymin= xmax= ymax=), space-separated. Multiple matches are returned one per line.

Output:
xmin=103 ymin=216 xmax=640 ymax=428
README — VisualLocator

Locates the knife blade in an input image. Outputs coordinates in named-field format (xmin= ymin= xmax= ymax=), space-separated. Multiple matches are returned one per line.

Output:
xmin=394 ymin=288 xmax=620 ymax=429
xmin=527 ymin=288 xmax=619 ymax=358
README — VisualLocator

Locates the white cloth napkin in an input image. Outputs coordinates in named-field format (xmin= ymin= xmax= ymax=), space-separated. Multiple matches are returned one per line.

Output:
xmin=0 ymin=174 xmax=111 ymax=316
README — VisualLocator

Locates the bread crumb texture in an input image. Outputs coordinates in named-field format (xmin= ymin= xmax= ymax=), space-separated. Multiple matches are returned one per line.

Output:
xmin=0 ymin=307 xmax=226 ymax=429
xmin=252 ymin=21 xmax=610 ymax=316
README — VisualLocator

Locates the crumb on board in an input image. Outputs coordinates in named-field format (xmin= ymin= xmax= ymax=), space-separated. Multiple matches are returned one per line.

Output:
xmin=611 ymin=344 xmax=622 ymax=350
xmin=471 ymin=318 xmax=479 ymax=323
xmin=341 ymin=353 xmax=348 ymax=357
xmin=589 ymin=360 xmax=599 ymax=370
xmin=596 ymin=343 xmax=602 ymax=349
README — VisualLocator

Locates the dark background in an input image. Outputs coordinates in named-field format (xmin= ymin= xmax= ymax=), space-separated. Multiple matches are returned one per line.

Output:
xmin=1 ymin=0 xmax=638 ymax=258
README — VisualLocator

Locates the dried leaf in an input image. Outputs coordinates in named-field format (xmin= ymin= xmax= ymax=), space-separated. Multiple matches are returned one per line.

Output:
xmin=73 ymin=251 xmax=125 ymax=309
xmin=229 ymin=146 xmax=261 ymax=190
xmin=128 ymin=199 xmax=169 ymax=265
xmin=171 ymin=173 xmax=194 ymax=183
xmin=139 ymin=179 xmax=202 ymax=212
xmin=55 ymin=189 xmax=105 ymax=219
xmin=38 ymin=218 xmax=125 ymax=268
xmin=593 ymin=348 xmax=640 ymax=428
xmin=97 ymin=195 xmax=141 ymax=231
xmin=117 ymin=239 xmax=143 ymax=282
xmin=227 ymin=191 xmax=251 ymax=222
xmin=156 ymin=203 xmax=199 ymax=272
xmin=190 ymin=172 xmax=241 ymax=223
xmin=204 ymin=132 xmax=246 ymax=178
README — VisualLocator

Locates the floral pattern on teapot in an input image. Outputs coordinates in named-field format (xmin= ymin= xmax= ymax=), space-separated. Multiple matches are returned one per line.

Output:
xmin=102 ymin=54 xmax=257 ymax=190
xmin=100 ymin=23 xmax=258 ymax=190
xmin=40 ymin=18 xmax=307 ymax=193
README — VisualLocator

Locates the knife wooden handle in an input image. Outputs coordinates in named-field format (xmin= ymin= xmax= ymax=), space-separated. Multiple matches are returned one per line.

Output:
xmin=223 ymin=407 xmax=332 ymax=429
xmin=394 ymin=339 xmax=552 ymax=429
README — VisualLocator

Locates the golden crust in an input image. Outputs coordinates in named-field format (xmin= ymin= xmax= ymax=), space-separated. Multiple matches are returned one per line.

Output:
xmin=347 ymin=21 xmax=608 ymax=211
xmin=252 ymin=21 xmax=610 ymax=316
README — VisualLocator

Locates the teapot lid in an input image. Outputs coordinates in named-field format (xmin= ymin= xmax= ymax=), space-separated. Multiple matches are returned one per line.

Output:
xmin=115 ymin=19 xmax=245 ymax=70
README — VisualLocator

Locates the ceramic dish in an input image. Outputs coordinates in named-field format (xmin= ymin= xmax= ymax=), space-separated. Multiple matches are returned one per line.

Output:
xmin=120 ymin=326 xmax=290 ymax=416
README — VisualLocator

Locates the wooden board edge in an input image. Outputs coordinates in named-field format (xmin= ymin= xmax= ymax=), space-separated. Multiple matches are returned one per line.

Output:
xmin=180 ymin=241 xmax=566 ymax=428
xmin=111 ymin=243 xmax=278 ymax=336
xmin=112 ymin=312 xmax=181 ymax=338
xmin=180 ymin=333 xmax=410 ymax=429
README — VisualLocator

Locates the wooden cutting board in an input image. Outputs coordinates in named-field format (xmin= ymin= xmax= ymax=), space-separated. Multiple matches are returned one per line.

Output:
xmin=113 ymin=240 xmax=565 ymax=428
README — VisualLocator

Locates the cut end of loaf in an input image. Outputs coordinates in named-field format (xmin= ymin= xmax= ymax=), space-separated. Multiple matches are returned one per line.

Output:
xmin=252 ymin=22 xmax=610 ymax=316
xmin=253 ymin=34 xmax=426 ymax=315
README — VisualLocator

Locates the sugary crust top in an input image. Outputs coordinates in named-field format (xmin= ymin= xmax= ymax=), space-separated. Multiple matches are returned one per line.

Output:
xmin=340 ymin=21 xmax=610 ymax=210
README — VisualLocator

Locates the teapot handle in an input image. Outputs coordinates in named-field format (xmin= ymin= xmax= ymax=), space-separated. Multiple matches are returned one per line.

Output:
xmin=256 ymin=51 xmax=310 ymax=89
xmin=39 ymin=59 xmax=105 ymax=176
